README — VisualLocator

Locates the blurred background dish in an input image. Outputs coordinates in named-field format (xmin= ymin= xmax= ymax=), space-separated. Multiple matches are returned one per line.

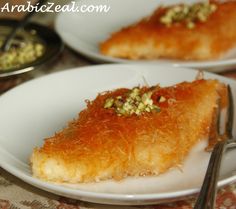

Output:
xmin=0 ymin=19 xmax=63 ymax=78
xmin=55 ymin=0 xmax=236 ymax=72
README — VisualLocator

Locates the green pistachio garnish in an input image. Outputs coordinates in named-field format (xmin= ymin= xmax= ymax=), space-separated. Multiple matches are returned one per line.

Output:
xmin=0 ymin=41 xmax=45 ymax=70
xmin=104 ymin=98 xmax=114 ymax=108
xmin=159 ymin=96 xmax=166 ymax=103
xmin=104 ymin=88 xmax=160 ymax=116
xmin=160 ymin=2 xmax=217 ymax=29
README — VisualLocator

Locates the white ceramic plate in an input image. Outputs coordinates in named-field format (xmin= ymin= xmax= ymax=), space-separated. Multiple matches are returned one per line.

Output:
xmin=55 ymin=0 xmax=236 ymax=72
xmin=0 ymin=64 xmax=236 ymax=205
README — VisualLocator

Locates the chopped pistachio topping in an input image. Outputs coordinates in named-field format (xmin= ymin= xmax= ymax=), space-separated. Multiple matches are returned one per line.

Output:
xmin=104 ymin=87 xmax=160 ymax=116
xmin=159 ymin=96 xmax=166 ymax=103
xmin=160 ymin=2 xmax=217 ymax=29
xmin=0 ymin=28 xmax=45 ymax=71
xmin=0 ymin=42 xmax=44 ymax=71
xmin=104 ymin=98 xmax=114 ymax=108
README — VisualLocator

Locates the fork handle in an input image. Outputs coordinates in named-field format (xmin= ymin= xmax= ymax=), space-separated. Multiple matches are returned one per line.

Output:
xmin=194 ymin=141 xmax=226 ymax=209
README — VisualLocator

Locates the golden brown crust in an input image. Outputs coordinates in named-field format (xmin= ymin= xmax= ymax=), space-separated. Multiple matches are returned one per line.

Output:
xmin=31 ymin=79 xmax=226 ymax=183
xmin=100 ymin=1 xmax=236 ymax=60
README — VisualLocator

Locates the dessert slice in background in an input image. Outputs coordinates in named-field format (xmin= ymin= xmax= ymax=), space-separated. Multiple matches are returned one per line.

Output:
xmin=100 ymin=1 xmax=236 ymax=60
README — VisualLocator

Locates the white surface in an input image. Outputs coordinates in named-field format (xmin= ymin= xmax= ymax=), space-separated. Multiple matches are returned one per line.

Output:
xmin=0 ymin=64 xmax=236 ymax=205
xmin=55 ymin=0 xmax=236 ymax=72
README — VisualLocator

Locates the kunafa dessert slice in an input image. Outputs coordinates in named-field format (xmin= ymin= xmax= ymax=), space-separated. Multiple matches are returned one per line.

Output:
xmin=100 ymin=1 xmax=236 ymax=60
xmin=31 ymin=78 xmax=226 ymax=183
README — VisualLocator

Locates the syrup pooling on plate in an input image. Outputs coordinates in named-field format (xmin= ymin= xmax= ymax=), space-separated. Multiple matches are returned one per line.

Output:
xmin=0 ymin=26 xmax=45 ymax=71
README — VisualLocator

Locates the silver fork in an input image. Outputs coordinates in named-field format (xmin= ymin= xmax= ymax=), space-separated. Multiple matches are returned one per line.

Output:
xmin=194 ymin=85 xmax=236 ymax=209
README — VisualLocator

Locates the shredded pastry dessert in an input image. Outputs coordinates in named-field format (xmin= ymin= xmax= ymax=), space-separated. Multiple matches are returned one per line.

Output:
xmin=31 ymin=79 xmax=227 ymax=183
xmin=100 ymin=0 xmax=236 ymax=60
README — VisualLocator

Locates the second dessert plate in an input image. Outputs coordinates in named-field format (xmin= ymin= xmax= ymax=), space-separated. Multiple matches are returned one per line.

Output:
xmin=55 ymin=0 xmax=236 ymax=72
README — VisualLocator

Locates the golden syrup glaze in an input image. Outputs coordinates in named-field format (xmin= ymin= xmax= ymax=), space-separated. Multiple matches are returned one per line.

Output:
xmin=101 ymin=0 xmax=236 ymax=60
xmin=34 ymin=79 xmax=226 ymax=182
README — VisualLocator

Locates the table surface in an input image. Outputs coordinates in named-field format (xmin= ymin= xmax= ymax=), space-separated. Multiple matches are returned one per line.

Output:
xmin=1 ymin=2 xmax=236 ymax=208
